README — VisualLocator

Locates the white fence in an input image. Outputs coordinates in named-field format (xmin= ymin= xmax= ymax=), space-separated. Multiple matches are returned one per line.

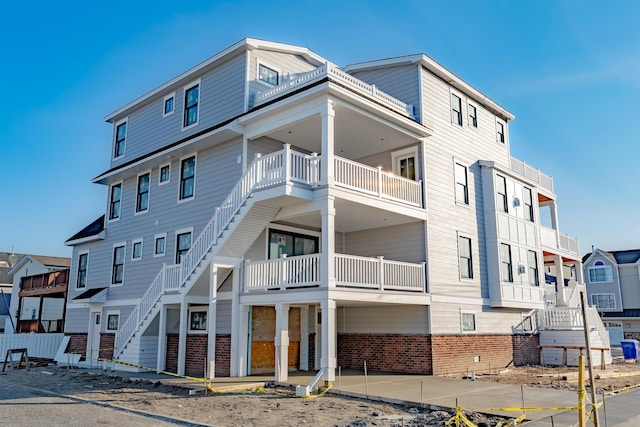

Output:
xmin=0 ymin=333 xmax=65 ymax=360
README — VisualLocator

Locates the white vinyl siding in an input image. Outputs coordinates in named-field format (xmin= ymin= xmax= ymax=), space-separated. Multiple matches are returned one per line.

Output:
xmin=454 ymin=162 xmax=469 ymax=205
xmin=451 ymin=93 xmax=462 ymax=126
xmin=458 ymin=235 xmax=473 ymax=279
xmin=501 ymin=243 xmax=513 ymax=282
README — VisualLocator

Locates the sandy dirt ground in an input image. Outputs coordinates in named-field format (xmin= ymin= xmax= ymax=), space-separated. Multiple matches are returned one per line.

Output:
xmin=1 ymin=361 xmax=639 ymax=426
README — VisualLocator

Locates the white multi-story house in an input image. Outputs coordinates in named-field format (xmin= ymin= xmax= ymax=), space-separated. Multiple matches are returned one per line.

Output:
xmin=64 ymin=38 xmax=609 ymax=382
xmin=583 ymin=249 xmax=640 ymax=346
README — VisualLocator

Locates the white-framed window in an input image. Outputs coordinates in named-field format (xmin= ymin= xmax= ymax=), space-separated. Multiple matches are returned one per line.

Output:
xmin=111 ymin=244 xmax=126 ymax=285
xmin=468 ymin=103 xmax=478 ymax=128
xmin=132 ymin=238 xmax=143 ymax=261
xmin=163 ymin=92 xmax=175 ymax=117
xmin=523 ymin=187 xmax=534 ymax=222
xmin=257 ymin=61 xmax=280 ymax=86
xmin=588 ymin=261 xmax=613 ymax=283
xmin=591 ymin=293 xmax=616 ymax=310
xmin=182 ymin=79 xmax=200 ymax=129
xmin=458 ymin=235 xmax=473 ymax=279
xmin=461 ymin=311 xmax=476 ymax=332
xmin=451 ymin=93 xmax=463 ymax=126
xmin=159 ymin=164 xmax=170 ymax=185
xmin=113 ymin=118 xmax=127 ymax=159
xmin=106 ymin=310 xmax=120 ymax=331
xmin=189 ymin=306 xmax=208 ymax=333
xmin=179 ymin=155 xmax=196 ymax=201
xmin=528 ymin=250 xmax=539 ymax=286
xmin=496 ymin=174 xmax=508 ymax=213
xmin=135 ymin=172 xmax=150 ymax=213
xmin=108 ymin=182 xmax=122 ymax=221
xmin=454 ymin=162 xmax=469 ymax=205
xmin=175 ymin=228 xmax=193 ymax=264
xmin=496 ymin=120 xmax=506 ymax=143
xmin=501 ymin=243 xmax=513 ymax=282
xmin=154 ymin=233 xmax=167 ymax=257
xmin=391 ymin=146 xmax=419 ymax=181
xmin=76 ymin=251 xmax=89 ymax=289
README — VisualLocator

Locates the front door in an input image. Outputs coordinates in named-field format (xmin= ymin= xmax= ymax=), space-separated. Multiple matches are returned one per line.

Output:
xmin=605 ymin=321 xmax=624 ymax=347
xmin=87 ymin=311 xmax=102 ymax=366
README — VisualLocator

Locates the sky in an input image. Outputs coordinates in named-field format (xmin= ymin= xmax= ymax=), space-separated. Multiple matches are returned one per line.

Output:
xmin=1 ymin=0 xmax=639 ymax=258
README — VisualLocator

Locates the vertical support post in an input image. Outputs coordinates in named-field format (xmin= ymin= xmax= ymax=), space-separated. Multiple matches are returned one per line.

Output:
xmin=377 ymin=166 xmax=383 ymax=198
xmin=156 ymin=304 xmax=167 ymax=372
xmin=207 ymin=264 xmax=218 ymax=380
xmin=554 ymin=255 xmax=566 ymax=303
xmin=578 ymin=354 xmax=586 ymax=427
xmin=274 ymin=303 xmax=290 ymax=383
xmin=321 ymin=100 xmax=335 ymax=187
xmin=377 ymin=256 xmax=385 ymax=291
xmin=283 ymin=143 xmax=291 ymax=182
xmin=234 ymin=304 xmax=249 ymax=377
xmin=580 ymin=291 xmax=600 ymax=427
xmin=177 ymin=299 xmax=188 ymax=376
xmin=280 ymin=254 xmax=288 ymax=287
xmin=230 ymin=262 xmax=242 ymax=376
xmin=320 ymin=299 xmax=336 ymax=385
xmin=300 ymin=305 xmax=309 ymax=371
xmin=37 ymin=295 xmax=44 ymax=332
xmin=321 ymin=197 xmax=336 ymax=289
xmin=575 ymin=260 xmax=584 ymax=285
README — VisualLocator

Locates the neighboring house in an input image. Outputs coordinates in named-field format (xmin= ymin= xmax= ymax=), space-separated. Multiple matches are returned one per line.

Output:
xmin=64 ymin=38 xmax=605 ymax=382
xmin=1 ymin=252 xmax=71 ymax=334
xmin=583 ymin=249 xmax=640 ymax=345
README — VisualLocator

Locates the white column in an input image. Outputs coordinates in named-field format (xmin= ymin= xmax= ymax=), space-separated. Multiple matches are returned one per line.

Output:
xmin=274 ymin=303 xmax=290 ymax=383
xmin=235 ymin=305 xmax=250 ymax=377
xmin=299 ymin=305 xmax=309 ymax=371
xmin=320 ymin=299 xmax=336 ymax=384
xmin=207 ymin=264 xmax=218 ymax=380
xmin=321 ymin=100 xmax=336 ymax=186
xmin=321 ymin=197 xmax=336 ymax=289
xmin=156 ymin=304 xmax=167 ymax=372
xmin=575 ymin=261 xmax=584 ymax=285
xmin=230 ymin=264 xmax=241 ymax=376
xmin=177 ymin=299 xmax=188 ymax=376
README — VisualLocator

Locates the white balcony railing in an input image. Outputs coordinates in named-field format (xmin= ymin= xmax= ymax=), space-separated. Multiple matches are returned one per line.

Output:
xmin=255 ymin=62 xmax=414 ymax=118
xmin=334 ymin=157 xmax=423 ymax=207
xmin=540 ymin=226 xmax=579 ymax=256
xmin=244 ymin=253 xmax=425 ymax=292
xmin=510 ymin=157 xmax=554 ymax=193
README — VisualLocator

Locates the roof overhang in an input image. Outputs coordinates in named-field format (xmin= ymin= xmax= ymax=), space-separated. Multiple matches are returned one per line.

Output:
xmin=73 ymin=287 xmax=108 ymax=303
xmin=65 ymin=230 xmax=106 ymax=246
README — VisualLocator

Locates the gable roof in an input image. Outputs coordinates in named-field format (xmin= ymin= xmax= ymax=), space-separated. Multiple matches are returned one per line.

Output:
xmin=583 ymin=248 xmax=640 ymax=265
xmin=1 ymin=252 xmax=71 ymax=284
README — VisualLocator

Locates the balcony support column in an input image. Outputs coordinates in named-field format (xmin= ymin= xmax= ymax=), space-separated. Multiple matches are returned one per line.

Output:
xmin=321 ymin=100 xmax=335 ymax=186
xmin=574 ymin=260 xmax=584 ymax=285
xmin=207 ymin=264 xmax=218 ymax=380
xmin=299 ymin=305 xmax=309 ymax=371
xmin=231 ymin=263 xmax=246 ymax=377
xmin=321 ymin=197 xmax=336 ymax=289
xmin=156 ymin=304 xmax=167 ymax=372
xmin=177 ymin=299 xmax=188 ymax=376
xmin=274 ymin=303 xmax=290 ymax=383
xmin=320 ymin=299 xmax=336 ymax=385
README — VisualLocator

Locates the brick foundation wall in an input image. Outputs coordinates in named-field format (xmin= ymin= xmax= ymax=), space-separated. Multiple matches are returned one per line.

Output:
xmin=308 ymin=333 xmax=316 ymax=370
xmin=337 ymin=334 xmax=433 ymax=374
xmin=431 ymin=334 xmax=512 ymax=376
xmin=66 ymin=333 xmax=87 ymax=357
xmin=99 ymin=334 xmax=115 ymax=360
xmin=512 ymin=334 xmax=540 ymax=367
xmin=165 ymin=334 xmax=231 ymax=377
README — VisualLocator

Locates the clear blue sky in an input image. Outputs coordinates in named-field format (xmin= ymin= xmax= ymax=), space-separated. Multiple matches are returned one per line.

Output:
xmin=1 ymin=0 xmax=638 ymax=258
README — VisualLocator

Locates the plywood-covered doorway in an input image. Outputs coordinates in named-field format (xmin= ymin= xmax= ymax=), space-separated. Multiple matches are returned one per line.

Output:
xmin=250 ymin=306 xmax=300 ymax=374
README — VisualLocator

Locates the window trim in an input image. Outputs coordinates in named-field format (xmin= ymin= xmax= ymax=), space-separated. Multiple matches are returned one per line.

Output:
xmin=457 ymin=234 xmax=473 ymax=280
xmin=257 ymin=60 xmax=280 ymax=86
xmin=588 ymin=261 xmax=613 ymax=283
xmin=496 ymin=120 xmax=506 ymax=143
xmin=523 ymin=187 xmax=534 ymax=222
xmin=188 ymin=306 xmax=208 ymax=333
xmin=135 ymin=171 xmax=151 ymax=214
xmin=182 ymin=79 xmax=201 ymax=130
xmin=113 ymin=118 xmax=127 ymax=159
xmin=450 ymin=92 xmax=463 ymax=126
xmin=496 ymin=174 xmax=508 ymax=213
xmin=175 ymin=227 xmax=194 ymax=264
xmin=76 ymin=250 xmax=89 ymax=290
xmin=454 ymin=161 xmax=469 ymax=205
xmin=159 ymin=163 xmax=171 ymax=186
xmin=178 ymin=154 xmax=196 ymax=202
xmin=106 ymin=310 xmax=120 ymax=332
xmin=131 ymin=238 xmax=143 ymax=262
xmin=461 ymin=310 xmax=477 ymax=333
xmin=501 ymin=243 xmax=513 ymax=283
xmin=528 ymin=250 xmax=539 ymax=286
xmin=107 ymin=181 xmax=123 ymax=222
xmin=591 ymin=293 xmax=616 ymax=311
xmin=163 ymin=92 xmax=175 ymax=117
xmin=154 ymin=233 xmax=167 ymax=258
xmin=468 ymin=102 xmax=478 ymax=128
xmin=111 ymin=243 xmax=126 ymax=286
xmin=391 ymin=146 xmax=420 ymax=181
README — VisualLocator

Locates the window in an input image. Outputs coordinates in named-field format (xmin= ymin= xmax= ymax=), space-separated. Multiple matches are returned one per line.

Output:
xmin=591 ymin=293 xmax=616 ymax=310
xmin=77 ymin=252 xmax=88 ymax=289
xmin=454 ymin=163 xmax=469 ymax=205
xmin=180 ymin=156 xmax=195 ymax=200
xmin=458 ymin=236 xmax=473 ymax=279
xmin=523 ymin=187 xmax=534 ymax=222
xmin=136 ymin=173 xmax=150 ymax=213
xmin=258 ymin=63 xmax=279 ymax=86
xmin=468 ymin=103 xmax=477 ymax=128
xmin=159 ymin=164 xmax=170 ymax=185
xmin=108 ymin=183 xmax=122 ymax=220
xmin=588 ymin=261 xmax=613 ymax=283
xmin=461 ymin=312 xmax=476 ymax=332
xmin=112 ymin=245 xmax=125 ymax=284
xmin=268 ymin=229 xmax=319 ymax=259
xmin=451 ymin=93 xmax=462 ymax=126
xmin=392 ymin=147 xmax=419 ymax=181
xmin=132 ymin=239 xmax=143 ymax=261
xmin=163 ymin=92 xmax=175 ymax=117
xmin=114 ymin=121 xmax=127 ymax=158
xmin=189 ymin=308 xmax=207 ymax=332
xmin=183 ymin=83 xmax=199 ymax=127
xmin=501 ymin=243 xmax=513 ymax=282
xmin=106 ymin=312 xmax=119 ymax=331
xmin=176 ymin=231 xmax=192 ymax=264
xmin=497 ymin=121 xmax=505 ymax=143
xmin=154 ymin=234 xmax=166 ymax=257
xmin=528 ymin=250 xmax=539 ymax=286
xmin=496 ymin=174 xmax=508 ymax=213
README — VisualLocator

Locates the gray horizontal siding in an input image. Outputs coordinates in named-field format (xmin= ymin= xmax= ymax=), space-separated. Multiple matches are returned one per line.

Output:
xmin=338 ymin=305 xmax=428 ymax=334
xmin=65 ymin=307 xmax=90 ymax=333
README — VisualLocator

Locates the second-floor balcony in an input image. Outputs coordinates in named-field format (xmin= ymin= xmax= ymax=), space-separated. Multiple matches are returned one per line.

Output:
xmin=19 ymin=269 xmax=69 ymax=297
xmin=540 ymin=226 xmax=579 ymax=256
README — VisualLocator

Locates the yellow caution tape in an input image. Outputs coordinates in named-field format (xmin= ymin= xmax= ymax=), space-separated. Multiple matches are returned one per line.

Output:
xmin=486 ymin=406 xmax=578 ymax=411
